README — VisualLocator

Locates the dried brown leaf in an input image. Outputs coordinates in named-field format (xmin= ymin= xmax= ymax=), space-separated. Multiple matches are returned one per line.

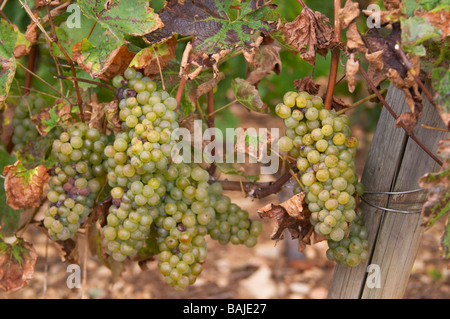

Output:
xmin=283 ymin=7 xmax=333 ymax=65
xmin=396 ymin=111 xmax=417 ymax=135
xmin=293 ymin=76 xmax=320 ymax=96
xmin=72 ymin=43 xmax=135 ymax=81
xmin=246 ymin=43 xmax=282 ymax=86
xmin=187 ymin=72 xmax=225 ymax=106
xmin=346 ymin=53 xmax=359 ymax=93
xmin=366 ymin=50 xmax=386 ymax=88
xmin=387 ymin=66 xmax=423 ymax=115
xmin=416 ymin=9 xmax=450 ymax=38
xmin=130 ymin=37 xmax=177 ymax=76
xmin=339 ymin=0 xmax=360 ymax=29
xmin=346 ymin=22 xmax=365 ymax=51
xmin=0 ymin=239 xmax=37 ymax=294
xmin=103 ymin=99 xmax=121 ymax=134
xmin=257 ymin=192 xmax=323 ymax=251
xmin=3 ymin=161 xmax=50 ymax=210
xmin=24 ymin=12 xmax=39 ymax=46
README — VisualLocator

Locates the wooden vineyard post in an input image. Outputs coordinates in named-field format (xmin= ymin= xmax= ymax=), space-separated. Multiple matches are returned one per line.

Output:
xmin=327 ymin=84 xmax=449 ymax=299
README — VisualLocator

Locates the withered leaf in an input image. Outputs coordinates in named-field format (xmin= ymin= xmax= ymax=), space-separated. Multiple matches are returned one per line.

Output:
xmin=187 ymin=72 xmax=226 ymax=107
xmin=103 ymin=99 xmax=121 ymax=134
xmin=346 ymin=53 xmax=359 ymax=93
xmin=257 ymin=192 xmax=324 ymax=251
xmin=0 ymin=238 xmax=37 ymax=294
xmin=346 ymin=21 xmax=365 ymax=52
xmin=282 ymin=7 xmax=333 ymax=65
xmin=419 ymin=138 xmax=450 ymax=228
xmin=245 ymin=42 xmax=282 ymax=86
xmin=3 ymin=161 xmax=49 ymax=210
xmin=231 ymin=78 xmax=268 ymax=113
xmin=364 ymin=26 xmax=405 ymax=77
xmin=293 ymin=76 xmax=320 ymax=96
xmin=31 ymin=99 xmax=73 ymax=136
xmin=365 ymin=50 xmax=386 ymax=88
xmin=72 ymin=40 xmax=135 ymax=81
xmin=129 ymin=37 xmax=177 ymax=76
xmin=387 ymin=66 xmax=423 ymax=116
xmin=396 ymin=111 xmax=418 ymax=135
xmin=339 ymin=0 xmax=360 ymax=29
xmin=145 ymin=0 xmax=278 ymax=69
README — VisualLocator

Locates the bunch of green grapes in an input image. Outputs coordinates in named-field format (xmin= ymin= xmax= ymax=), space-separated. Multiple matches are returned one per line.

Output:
xmin=11 ymin=93 xmax=47 ymax=150
xmin=206 ymin=182 xmax=262 ymax=248
xmin=276 ymin=91 xmax=369 ymax=267
xmin=154 ymin=164 xmax=210 ymax=291
xmin=43 ymin=124 xmax=107 ymax=240
xmin=101 ymin=68 xmax=263 ymax=290
xmin=101 ymin=68 xmax=179 ymax=262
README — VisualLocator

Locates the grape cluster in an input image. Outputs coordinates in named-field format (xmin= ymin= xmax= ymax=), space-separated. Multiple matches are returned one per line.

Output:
xmin=43 ymin=124 xmax=107 ymax=240
xmin=102 ymin=68 xmax=179 ymax=262
xmin=12 ymin=93 xmax=47 ymax=150
xmin=101 ymin=68 xmax=263 ymax=290
xmin=276 ymin=91 xmax=369 ymax=267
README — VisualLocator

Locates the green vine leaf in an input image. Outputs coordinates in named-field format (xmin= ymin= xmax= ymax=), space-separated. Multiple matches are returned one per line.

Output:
xmin=77 ymin=0 xmax=163 ymax=39
xmin=0 ymin=19 xmax=18 ymax=110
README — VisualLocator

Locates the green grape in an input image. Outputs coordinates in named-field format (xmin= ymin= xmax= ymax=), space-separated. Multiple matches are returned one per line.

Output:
xmin=44 ymin=126 xmax=107 ymax=240
xmin=275 ymin=90 xmax=369 ymax=267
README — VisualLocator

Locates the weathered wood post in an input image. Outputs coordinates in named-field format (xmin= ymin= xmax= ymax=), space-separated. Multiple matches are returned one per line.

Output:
xmin=327 ymin=84 xmax=448 ymax=298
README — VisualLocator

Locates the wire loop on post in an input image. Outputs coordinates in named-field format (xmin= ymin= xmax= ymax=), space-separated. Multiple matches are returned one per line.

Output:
xmin=359 ymin=188 xmax=425 ymax=214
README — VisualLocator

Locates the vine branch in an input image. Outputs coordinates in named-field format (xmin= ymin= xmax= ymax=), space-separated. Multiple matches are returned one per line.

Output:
xmin=324 ymin=0 xmax=341 ymax=110
xmin=359 ymin=64 xmax=443 ymax=166
xmin=44 ymin=1 xmax=84 ymax=122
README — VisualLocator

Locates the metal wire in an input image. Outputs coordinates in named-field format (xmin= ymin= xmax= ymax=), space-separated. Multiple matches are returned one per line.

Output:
xmin=363 ymin=188 xmax=424 ymax=195
xmin=360 ymin=195 xmax=422 ymax=214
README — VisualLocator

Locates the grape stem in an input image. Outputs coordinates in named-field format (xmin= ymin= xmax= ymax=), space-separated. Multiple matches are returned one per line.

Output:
xmin=359 ymin=63 xmax=443 ymax=166
xmin=44 ymin=1 xmax=85 ymax=122
xmin=324 ymin=0 xmax=341 ymax=111
xmin=335 ymin=88 xmax=388 ymax=115
xmin=17 ymin=62 xmax=75 ymax=105
xmin=54 ymin=75 xmax=115 ymax=91
xmin=214 ymin=168 xmax=296 ymax=199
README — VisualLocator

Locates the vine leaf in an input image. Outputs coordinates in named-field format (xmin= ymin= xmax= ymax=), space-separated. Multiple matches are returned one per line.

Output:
xmin=77 ymin=0 xmax=163 ymax=39
xmin=72 ymin=35 xmax=135 ymax=80
xmin=293 ymin=76 xmax=320 ymax=95
xmin=15 ymin=134 xmax=56 ymax=170
xmin=3 ymin=161 xmax=50 ymax=210
xmin=346 ymin=53 xmax=359 ymax=93
xmin=129 ymin=37 xmax=177 ymax=76
xmin=257 ymin=192 xmax=325 ymax=251
xmin=144 ymin=0 xmax=278 ymax=70
xmin=339 ymin=0 xmax=360 ymax=29
xmin=0 ymin=20 xmax=17 ymax=110
xmin=0 ymin=238 xmax=37 ymax=294
xmin=245 ymin=42 xmax=282 ymax=86
xmin=431 ymin=67 xmax=450 ymax=129
xmin=31 ymin=99 xmax=74 ymax=135
xmin=0 ymin=147 xmax=19 ymax=236
xmin=231 ymin=78 xmax=267 ymax=113
xmin=282 ymin=6 xmax=333 ymax=65
xmin=419 ymin=138 xmax=450 ymax=229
